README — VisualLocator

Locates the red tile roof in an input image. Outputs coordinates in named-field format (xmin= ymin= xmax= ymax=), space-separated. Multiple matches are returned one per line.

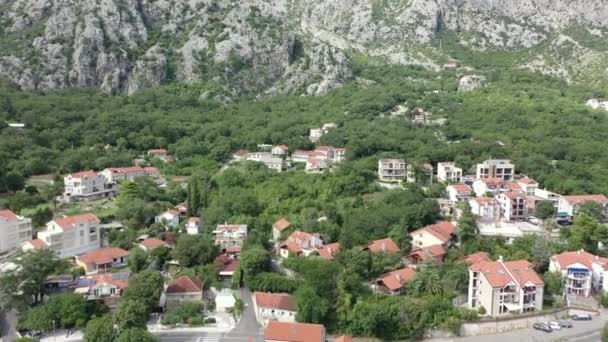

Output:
xmin=27 ymin=239 xmax=48 ymax=248
xmin=272 ymin=218 xmax=291 ymax=232
xmin=449 ymin=184 xmax=472 ymax=192
xmin=69 ymin=170 xmax=98 ymax=178
xmin=53 ymin=214 xmax=100 ymax=230
xmin=139 ymin=238 xmax=167 ymax=249
xmin=471 ymin=197 xmax=498 ymax=205
xmin=517 ymin=177 xmax=537 ymax=185
xmin=78 ymin=248 xmax=129 ymax=266
xmin=378 ymin=267 xmax=416 ymax=291
xmin=410 ymin=221 xmax=456 ymax=244
xmin=458 ymin=251 xmax=491 ymax=264
xmin=282 ymin=241 xmax=303 ymax=254
xmin=274 ymin=145 xmax=289 ymax=151
xmin=364 ymin=238 xmax=400 ymax=253
xmin=254 ymin=292 xmax=296 ymax=311
xmin=409 ymin=244 xmax=447 ymax=262
xmin=501 ymin=191 xmax=525 ymax=200
xmin=562 ymin=194 xmax=608 ymax=205
xmin=551 ymin=250 xmax=608 ymax=270
xmin=216 ymin=254 xmax=239 ymax=274
xmin=166 ymin=275 xmax=203 ymax=294
xmin=233 ymin=149 xmax=250 ymax=157
xmin=0 ymin=209 xmax=19 ymax=222
xmin=89 ymin=272 xmax=131 ymax=290
xmin=106 ymin=166 xmax=144 ymax=174
xmin=506 ymin=182 xmax=521 ymax=190
xmin=148 ymin=149 xmax=167 ymax=154
xmin=264 ymin=321 xmax=325 ymax=342
xmin=334 ymin=336 xmax=354 ymax=342
xmin=317 ymin=242 xmax=340 ymax=260
xmin=470 ymin=260 xmax=543 ymax=288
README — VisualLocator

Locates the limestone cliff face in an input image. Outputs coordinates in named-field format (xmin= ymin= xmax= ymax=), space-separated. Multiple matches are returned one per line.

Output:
xmin=0 ymin=0 xmax=606 ymax=95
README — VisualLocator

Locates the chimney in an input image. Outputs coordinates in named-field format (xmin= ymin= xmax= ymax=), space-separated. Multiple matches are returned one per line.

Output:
xmin=382 ymin=242 xmax=387 ymax=251
xmin=328 ymin=247 xmax=333 ymax=255
xmin=395 ymin=273 xmax=401 ymax=281
xmin=498 ymin=255 xmax=504 ymax=263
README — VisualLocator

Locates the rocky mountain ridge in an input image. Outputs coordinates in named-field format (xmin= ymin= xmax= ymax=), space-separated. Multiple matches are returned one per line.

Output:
xmin=0 ymin=0 xmax=607 ymax=96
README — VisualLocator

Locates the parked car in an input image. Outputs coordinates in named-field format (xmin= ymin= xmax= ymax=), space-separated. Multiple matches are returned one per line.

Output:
xmin=572 ymin=313 xmax=592 ymax=321
xmin=558 ymin=320 xmax=573 ymax=328
xmin=533 ymin=323 xmax=552 ymax=332
xmin=548 ymin=321 xmax=562 ymax=330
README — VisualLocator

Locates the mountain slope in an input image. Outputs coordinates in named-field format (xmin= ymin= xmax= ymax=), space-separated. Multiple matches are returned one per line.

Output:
xmin=0 ymin=0 xmax=607 ymax=96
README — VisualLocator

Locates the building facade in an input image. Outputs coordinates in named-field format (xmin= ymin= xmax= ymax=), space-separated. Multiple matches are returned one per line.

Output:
xmin=0 ymin=210 xmax=32 ymax=254
xmin=497 ymin=192 xmax=528 ymax=221
xmin=213 ymin=224 xmax=248 ymax=249
xmin=378 ymin=159 xmax=407 ymax=182
xmin=437 ymin=162 xmax=463 ymax=183
xmin=254 ymin=292 xmax=297 ymax=326
xmin=549 ymin=250 xmax=608 ymax=297
xmin=476 ymin=159 xmax=515 ymax=181
xmin=63 ymin=171 xmax=117 ymax=202
xmin=36 ymin=214 xmax=101 ymax=258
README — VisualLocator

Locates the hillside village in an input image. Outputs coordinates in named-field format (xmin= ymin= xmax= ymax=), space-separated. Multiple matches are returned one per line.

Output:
xmin=1 ymin=120 xmax=608 ymax=342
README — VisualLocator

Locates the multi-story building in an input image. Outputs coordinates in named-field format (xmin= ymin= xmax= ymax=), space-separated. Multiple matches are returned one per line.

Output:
xmin=472 ymin=177 xmax=509 ymax=197
xmin=476 ymin=159 xmax=515 ymax=181
xmin=446 ymin=184 xmax=472 ymax=202
xmin=271 ymin=145 xmax=289 ymax=157
xmin=469 ymin=197 xmax=501 ymax=222
xmin=333 ymin=148 xmax=346 ymax=162
xmin=557 ymin=194 xmax=608 ymax=218
xmin=549 ymin=250 xmax=608 ymax=297
xmin=517 ymin=178 xmax=538 ymax=196
xmin=279 ymin=230 xmax=323 ymax=258
xmin=0 ymin=209 xmax=32 ymax=254
xmin=63 ymin=171 xmax=118 ymax=202
xmin=213 ymin=224 xmax=248 ymax=249
xmin=437 ymin=162 xmax=463 ymax=183
xmin=410 ymin=221 xmax=456 ymax=250
xmin=247 ymin=152 xmax=289 ymax=172
xmin=254 ymin=292 xmax=297 ymax=326
xmin=378 ymin=159 xmax=407 ymax=182
xmin=497 ymin=192 xmax=528 ymax=221
xmin=186 ymin=217 xmax=200 ymax=235
xmin=100 ymin=166 xmax=145 ymax=183
xmin=468 ymin=258 xmax=544 ymax=316
xmin=36 ymin=214 xmax=101 ymax=258
xmin=305 ymin=158 xmax=329 ymax=173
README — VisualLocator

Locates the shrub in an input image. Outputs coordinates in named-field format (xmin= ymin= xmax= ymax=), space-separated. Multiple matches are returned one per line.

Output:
xmin=477 ymin=306 xmax=486 ymax=315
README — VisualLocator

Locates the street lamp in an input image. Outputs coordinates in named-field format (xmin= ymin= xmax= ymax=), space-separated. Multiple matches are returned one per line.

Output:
xmin=52 ymin=320 xmax=56 ymax=342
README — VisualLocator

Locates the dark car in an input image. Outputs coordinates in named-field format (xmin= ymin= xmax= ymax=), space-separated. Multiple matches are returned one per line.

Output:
xmin=572 ymin=313 xmax=592 ymax=321
xmin=533 ymin=323 xmax=552 ymax=332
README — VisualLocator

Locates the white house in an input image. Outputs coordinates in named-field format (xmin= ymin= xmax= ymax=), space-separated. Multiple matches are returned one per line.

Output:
xmin=279 ymin=230 xmax=323 ymax=258
xmin=76 ymin=247 xmax=130 ymax=274
xmin=314 ymin=146 xmax=335 ymax=160
xmin=0 ymin=209 xmax=32 ymax=254
xmin=271 ymin=145 xmax=289 ymax=157
xmin=378 ymin=159 xmax=407 ymax=182
xmin=155 ymin=209 xmax=180 ymax=227
xmin=291 ymin=150 xmax=325 ymax=163
xmin=74 ymin=272 xmax=131 ymax=308
xmin=410 ymin=221 xmax=456 ymax=250
xmin=517 ymin=178 xmax=538 ymax=196
xmin=476 ymin=159 xmax=515 ymax=181
xmin=232 ymin=150 xmax=250 ymax=161
xmin=472 ymin=178 xmax=508 ymax=197
xmin=63 ymin=171 xmax=117 ymax=202
xmin=333 ymin=148 xmax=346 ymax=162
xmin=309 ymin=128 xmax=323 ymax=143
xmin=468 ymin=258 xmax=544 ymax=316
xmin=213 ymin=224 xmax=248 ymax=249
xmin=215 ymin=288 xmax=237 ymax=312
xmin=272 ymin=218 xmax=291 ymax=242
xmin=446 ymin=184 xmax=472 ymax=202
xmin=186 ymin=217 xmax=200 ymax=235
xmin=557 ymin=194 xmax=608 ymax=217
xmin=253 ymin=292 xmax=297 ymax=326
xmin=469 ymin=197 xmax=501 ymax=222
xmin=549 ymin=250 xmax=608 ymax=298
xmin=138 ymin=237 xmax=168 ymax=252
xmin=35 ymin=213 xmax=101 ymax=258
xmin=497 ymin=192 xmax=528 ymax=221
xmin=247 ymin=152 xmax=288 ymax=172
xmin=305 ymin=158 xmax=329 ymax=173
xmin=437 ymin=162 xmax=463 ymax=183
xmin=100 ymin=166 xmax=145 ymax=183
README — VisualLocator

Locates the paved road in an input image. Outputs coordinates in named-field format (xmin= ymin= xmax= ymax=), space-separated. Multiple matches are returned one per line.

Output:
xmin=0 ymin=309 xmax=18 ymax=341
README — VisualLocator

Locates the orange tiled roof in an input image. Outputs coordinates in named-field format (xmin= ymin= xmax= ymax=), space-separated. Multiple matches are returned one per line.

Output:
xmin=69 ymin=170 xmax=98 ymax=178
xmin=272 ymin=218 xmax=291 ymax=232
xmin=364 ymin=238 xmax=400 ymax=253
xmin=264 ymin=321 xmax=325 ymax=342
xmin=0 ymin=209 xmax=19 ymax=222
xmin=458 ymin=251 xmax=491 ymax=264
xmin=317 ymin=242 xmax=340 ymax=260
xmin=166 ymin=275 xmax=203 ymax=294
xmin=551 ymin=250 xmax=608 ymax=270
xmin=139 ymin=237 xmax=167 ymax=248
xmin=562 ymin=194 xmax=608 ymax=205
xmin=450 ymin=184 xmax=472 ymax=192
xmin=53 ymin=213 xmax=100 ymax=230
xmin=378 ymin=267 xmax=416 ymax=291
xmin=411 ymin=221 xmax=456 ymax=244
xmin=78 ymin=247 xmax=129 ymax=266
xmin=254 ymin=292 xmax=296 ymax=311
xmin=470 ymin=259 xmax=543 ymax=288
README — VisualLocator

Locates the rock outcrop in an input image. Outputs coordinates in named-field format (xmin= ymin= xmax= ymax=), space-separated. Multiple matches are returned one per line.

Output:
xmin=0 ymin=0 xmax=607 ymax=95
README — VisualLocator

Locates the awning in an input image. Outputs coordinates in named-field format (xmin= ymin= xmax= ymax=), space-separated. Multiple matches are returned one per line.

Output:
xmin=503 ymin=302 xmax=521 ymax=311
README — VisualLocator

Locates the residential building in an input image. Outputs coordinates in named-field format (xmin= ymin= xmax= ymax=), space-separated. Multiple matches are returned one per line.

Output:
xmin=76 ymin=247 xmax=130 ymax=274
xmin=155 ymin=209 xmax=180 ymax=227
xmin=363 ymin=238 xmax=400 ymax=254
xmin=476 ymin=159 xmax=515 ymax=181
xmin=0 ymin=209 xmax=32 ymax=254
xmin=100 ymin=166 xmax=145 ymax=183
xmin=497 ymin=192 xmax=528 ymax=221
xmin=447 ymin=184 xmax=472 ymax=202
xmin=264 ymin=321 xmax=325 ymax=342
xmin=549 ymin=250 xmax=608 ymax=297
xmin=138 ymin=237 xmax=168 ymax=252
xmin=468 ymin=258 xmax=544 ymax=316
xmin=314 ymin=146 xmax=335 ymax=160
xmin=305 ymin=158 xmax=328 ymax=173
xmin=74 ymin=272 xmax=130 ymax=308
xmin=272 ymin=218 xmax=291 ymax=242
xmin=557 ymin=194 xmax=608 ymax=217
xmin=457 ymin=251 xmax=491 ymax=265
xmin=309 ymin=128 xmax=323 ymax=143
xmin=247 ymin=152 xmax=289 ymax=172
xmin=22 ymin=239 xmax=48 ymax=252
xmin=410 ymin=221 xmax=456 ymax=250
xmin=517 ymin=178 xmax=538 ymax=196
xmin=165 ymin=275 xmax=204 ymax=309
xmin=291 ymin=150 xmax=325 ymax=163
xmin=254 ymin=292 xmax=297 ymax=326
xmin=216 ymin=254 xmax=239 ymax=278
xmin=148 ymin=149 xmax=168 ymax=157
xmin=36 ymin=214 xmax=101 ymax=258
xmin=143 ymin=166 xmax=160 ymax=177
xmin=333 ymin=148 xmax=346 ymax=162
xmin=374 ymin=267 xmax=417 ymax=295
xmin=408 ymin=244 xmax=447 ymax=265
xmin=63 ymin=171 xmax=117 ymax=202
xmin=437 ymin=162 xmax=463 ymax=183
xmin=213 ymin=224 xmax=248 ymax=249
xmin=279 ymin=230 xmax=323 ymax=258
xmin=317 ymin=242 xmax=340 ymax=260
xmin=472 ymin=177 xmax=509 ymax=197
xmin=469 ymin=197 xmax=501 ymax=222
xmin=272 ymin=145 xmax=289 ymax=157
xmin=186 ymin=217 xmax=200 ymax=235
xmin=233 ymin=150 xmax=250 ymax=161
xmin=378 ymin=159 xmax=407 ymax=182
xmin=257 ymin=144 xmax=273 ymax=151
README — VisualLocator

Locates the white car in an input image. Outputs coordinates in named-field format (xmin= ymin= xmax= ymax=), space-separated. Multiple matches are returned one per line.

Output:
xmin=548 ymin=321 xmax=561 ymax=330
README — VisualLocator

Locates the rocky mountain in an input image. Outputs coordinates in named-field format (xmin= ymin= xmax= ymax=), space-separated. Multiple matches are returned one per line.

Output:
xmin=0 ymin=0 xmax=607 ymax=96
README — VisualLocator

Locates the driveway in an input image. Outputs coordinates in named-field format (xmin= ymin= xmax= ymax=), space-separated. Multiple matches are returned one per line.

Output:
xmin=224 ymin=288 xmax=263 ymax=341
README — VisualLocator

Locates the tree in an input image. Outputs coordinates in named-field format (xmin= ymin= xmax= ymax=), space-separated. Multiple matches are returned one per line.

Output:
xmin=122 ymin=270 xmax=164 ymax=312
xmin=535 ymin=201 xmax=556 ymax=220
xmin=457 ymin=204 xmax=478 ymax=248
xmin=543 ymin=271 xmax=564 ymax=298
xmin=6 ymin=171 xmax=25 ymax=192
xmin=150 ymin=246 xmax=170 ymax=268
xmin=568 ymin=213 xmax=601 ymax=253
xmin=18 ymin=306 xmax=54 ymax=332
xmin=114 ymin=300 xmax=148 ymax=331
xmin=84 ymin=315 xmax=117 ymax=342
xmin=530 ymin=236 xmax=552 ymax=272
xmin=31 ymin=206 xmax=53 ymax=228
xmin=11 ymin=249 xmax=65 ymax=304
xmin=295 ymin=285 xmax=330 ymax=324
xmin=578 ymin=201 xmax=606 ymax=221
xmin=47 ymin=292 xmax=90 ymax=328
xmin=117 ymin=328 xmax=158 ymax=342
xmin=603 ymin=322 xmax=608 ymax=342
xmin=128 ymin=248 xmax=149 ymax=273
xmin=240 ymin=246 xmax=271 ymax=284
xmin=172 ymin=235 xmax=218 ymax=267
